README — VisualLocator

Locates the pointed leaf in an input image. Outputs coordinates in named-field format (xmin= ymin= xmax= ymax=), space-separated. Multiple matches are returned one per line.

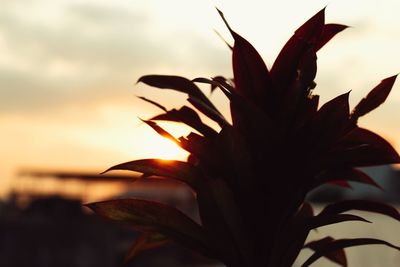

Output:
xmin=352 ymin=75 xmax=398 ymax=119
xmin=308 ymin=213 xmax=370 ymax=230
xmin=150 ymin=106 xmax=217 ymax=137
xmin=105 ymin=159 xmax=238 ymax=264
xmin=214 ymin=30 xmax=233 ymax=50
xmin=124 ymin=233 xmax=169 ymax=264
xmin=217 ymin=9 xmax=274 ymax=109
xmin=316 ymin=168 xmax=382 ymax=190
xmin=319 ymin=199 xmax=400 ymax=221
xmin=315 ymin=24 xmax=349 ymax=51
xmin=302 ymin=238 xmax=400 ymax=266
xmin=269 ymin=205 xmax=362 ymax=267
xmin=270 ymin=213 xmax=311 ymax=267
xmin=187 ymin=96 xmax=228 ymax=127
xmin=344 ymin=169 xmax=382 ymax=189
xmin=137 ymin=96 xmax=167 ymax=111
xmin=103 ymin=159 xmax=201 ymax=189
xmin=141 ymin=119 xmax=180 ymax=145
xmin=138 ymin=75 xmax=222 ymax=118
xmin=322 ymin=144 xmax=400 ymax=168
xmin=295 ymin=8 xmax=325 ymax=39
xmin=304 ymin=236 xmax=347 ymax=266
xmin=276 ymin=211 xmax=369 ymax=266
xmin=87 ymin=199 xmax=215 ymax=258
xmin=310 ymin=92 xmax=352 ymax=152
xmin=192 ymin=77 xmax=233 ymax=97
xmin=212 ymin=76 xmax=234 ymax=93
xmin=315 ymin=91 xmax=350 ymax=124
xmin=328 ymin=180 xmax=353 ymax=189
xmin=138 ymin=75 xmax=207 ymax=105
xmin=338 ymin=127 xmax=400 ymax=162
xmin=331 ymin=127 xmax=400 ymax=168
xmin=271 ymin=8 xmax=325 ymax=91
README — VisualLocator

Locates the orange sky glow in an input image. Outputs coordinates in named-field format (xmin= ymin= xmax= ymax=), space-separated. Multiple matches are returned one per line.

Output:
xmin=1 ymin=0 xmax=400 ymax=199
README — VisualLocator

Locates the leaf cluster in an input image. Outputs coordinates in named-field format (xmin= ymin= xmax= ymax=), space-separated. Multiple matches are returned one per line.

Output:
xmin=88 ymin=8 xmax=399 ymax=267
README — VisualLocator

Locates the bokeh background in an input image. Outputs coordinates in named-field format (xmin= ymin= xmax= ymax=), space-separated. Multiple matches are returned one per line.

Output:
xmin=1 ymin=0 xmax=400 ymax=266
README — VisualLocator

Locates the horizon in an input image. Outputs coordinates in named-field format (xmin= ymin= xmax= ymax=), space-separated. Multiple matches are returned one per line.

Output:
xmin=1 ymin=0 xmax=400 ymax=198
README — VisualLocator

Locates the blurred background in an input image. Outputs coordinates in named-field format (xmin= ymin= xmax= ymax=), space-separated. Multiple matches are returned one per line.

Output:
xmin=0 ymin=0 xmax=400 ymax=266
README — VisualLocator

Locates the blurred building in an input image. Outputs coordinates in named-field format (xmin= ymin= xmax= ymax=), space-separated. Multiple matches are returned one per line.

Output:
xmin=0 ymin=170 xmax=218 ymax=267
xmin=2 ymin=164 xmax=399 ymax=266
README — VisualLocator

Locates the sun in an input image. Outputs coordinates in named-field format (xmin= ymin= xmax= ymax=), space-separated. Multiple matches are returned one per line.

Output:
xmin=133 ymin=121 xmax=191 ymax=161
xmin=144 ymin=135 xmax=189 ymax=161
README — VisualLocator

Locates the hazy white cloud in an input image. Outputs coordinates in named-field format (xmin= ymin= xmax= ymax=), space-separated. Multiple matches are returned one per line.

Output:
xmin=3 ymin=0 xmax=397 ymax=114
xmin=0 ymin=0 xmax=229 ymax=114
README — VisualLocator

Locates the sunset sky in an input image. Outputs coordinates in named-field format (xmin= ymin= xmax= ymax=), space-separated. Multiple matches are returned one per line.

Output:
xmin=1 ymin=0 xmax=399 ymax=198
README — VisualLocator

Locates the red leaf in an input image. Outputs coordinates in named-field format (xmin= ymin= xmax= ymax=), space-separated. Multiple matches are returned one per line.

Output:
xmin=105 ymin=159 xmax=240 ymax=264
xmin=310 ymin=92 xmax=351 ymax=152
xmin=192 ymin=77 xmax=233 ymax=98
xmin=138 ymin=75 xmax=223 ymax=121
xmin=137 ymin=96 xmax=167 ymax=111
xmin=212 ymin=76 xmax=234 ymax=93
xmin=328 ymin=180 xmax=353 ymax=189
xmin=295 ymin=8 xmax=326 ymax=39
xmin=315 ymin=24 xmax=348 ymax=51
xmin=304 ymin=236 xmax=347 ymax=266
xmin=150 ymin=106 xmax=217 ymax=137
xmin=319 ymin=199 xmax=400 ymax=221
xmin=86 ymin=199 xmax=215 ymax=258
xmin=316 ymin=91 xmax=350 ymax=123
xmin=270 ymin=208 xmax=365 ymax=266
xmin=123 ymin=233 xmax=169 ymax=264
xmin=302 ymin=238 xmax=400 ymax=266
xmin=339 ymin=127 xmax=399 ymax=158
xmin=214 ymin=30 xmax=233 ymax=50
xmin=271 ymin=8 xmax=325 ymax=92
xmin=324 ymin=127 xmax=400 ymax=167
xmin=352 ymin=75 xmax=398 ymax=119
xmin=188 ymin=96 xmax=228 ymax=127
xmin=138 ymin=75 xmax=207 ymax=105
xmin=140 ymin=119 xmax=181 ymax=145
xmin=308 ymin=214 xmax=370 ymax=230
xmin=345 ymin=169 xmax=382 ymax=189
xmin=316 ymin=168 xmax=382 ymax=190
xmin=194 ymin=76 xmax=234 ymax=94
xmin=102 ymin=159 xmax=201 ymax=190
xmin=322 ymin=144 xmax=400 ymax=168
xmin=217 ymin=9 xmax=274 ymax=110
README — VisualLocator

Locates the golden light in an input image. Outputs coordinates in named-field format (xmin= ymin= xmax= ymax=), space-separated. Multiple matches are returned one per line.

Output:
xmin=1 ymin=0 xmax=400 ymax=201
xmin=143 ymin=135 xmax=189 ymax=161
xmin=130 ymin=120 xmax=192 ymax=161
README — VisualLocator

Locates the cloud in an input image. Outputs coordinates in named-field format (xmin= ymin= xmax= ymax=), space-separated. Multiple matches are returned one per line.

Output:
xmin=0 ymin=0 xmax=229 ymax=114
xmin=67 ymin=2 xmax=148 ymax=25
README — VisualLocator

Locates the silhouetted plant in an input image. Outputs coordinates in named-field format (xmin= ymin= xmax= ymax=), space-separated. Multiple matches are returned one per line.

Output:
xmin=87 ymin=8 xmax=400 ymax=266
